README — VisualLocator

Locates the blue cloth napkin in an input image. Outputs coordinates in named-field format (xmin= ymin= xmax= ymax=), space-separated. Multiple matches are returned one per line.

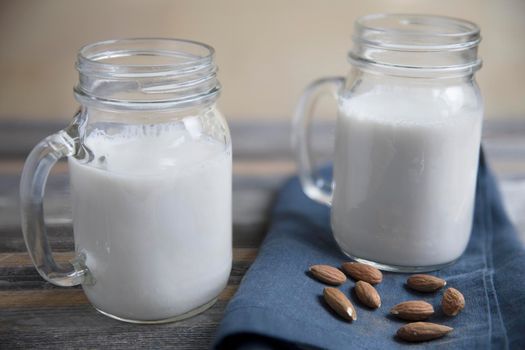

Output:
xmin=214 ymin=152 xmax=525 ymax=349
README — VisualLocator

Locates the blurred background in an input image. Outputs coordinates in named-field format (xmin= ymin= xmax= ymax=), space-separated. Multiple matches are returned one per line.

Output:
xmin=1 ymin=2 xmax=525 ymax=345
xmin=0 ymin=0 xmax=524 ymax=122
xmin=0 ymin=0 xmax=524 ymax=241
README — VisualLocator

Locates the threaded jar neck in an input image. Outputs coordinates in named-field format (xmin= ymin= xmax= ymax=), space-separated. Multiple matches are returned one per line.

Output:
xmin=349 ymin=14 xmax=482 ymax=78
xmin=74 ymin=38 xmax=220 ymax=110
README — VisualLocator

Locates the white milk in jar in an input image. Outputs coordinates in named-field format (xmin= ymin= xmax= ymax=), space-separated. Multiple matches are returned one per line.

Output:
xmin=19 ymin=38 xmax=232 ymax=323
xmin=332 ymin=87 xmax=482 ymax=267
xmin=293 ymin=14 xmax=484 ymax=271
xmin=69 ymin=123 xmax=232 ymax=321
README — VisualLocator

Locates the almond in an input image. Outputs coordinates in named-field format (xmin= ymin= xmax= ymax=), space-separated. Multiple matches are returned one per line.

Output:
xmin=354 ymin=281 xmax=381 ymax=309
xmin=397 ymin=322 xmax=453 ymax=342
xmin=323 ymin=287 xmax=357 ymax=322
xmin=390 ymin=300 xmax=434 ymax=321
xmin=441 ymin=287 xmax=465 ymax=316
xmin=341 ymin=262 xmax=383 ymax=284
xmin=407 ymin=274 xmax=446 ymax=292
xmin=309 ymin=265 xmax=347 ymax=285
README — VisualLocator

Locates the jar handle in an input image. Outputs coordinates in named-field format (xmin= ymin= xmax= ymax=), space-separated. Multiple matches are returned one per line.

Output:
xmin=19 ymin=111 xmax=90 ymax=287
xmin=292 ymin=76 xmax=345 ymax=207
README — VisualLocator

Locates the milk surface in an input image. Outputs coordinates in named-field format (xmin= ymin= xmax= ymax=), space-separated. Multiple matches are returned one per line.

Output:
xmin=69 ymin=123 xmax=232 ymax=321
xmin=332 ymin=88 xmax=482 ymax=267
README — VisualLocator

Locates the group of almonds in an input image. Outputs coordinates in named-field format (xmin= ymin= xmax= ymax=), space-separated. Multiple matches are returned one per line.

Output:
xmin=309 ymin=262 xmax=465 ymax=343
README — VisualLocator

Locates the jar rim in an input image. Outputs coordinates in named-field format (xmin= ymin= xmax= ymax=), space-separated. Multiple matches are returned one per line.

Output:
xmin=349 ymin=14 xmax=482 ymax=77
xmin=76 ymin=38 xmax=215 ymax=78
xmin=74 ymin=38 xmax=220 ymax=110
xmin=354 ymin=14 xmax=481 ymax=51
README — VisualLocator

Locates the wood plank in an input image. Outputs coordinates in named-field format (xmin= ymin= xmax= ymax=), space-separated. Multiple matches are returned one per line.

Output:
xmin=0 ymin=289 xmax=89 ymax=308
xmin=0 ymin=248 xmax=257 ymax=269
xmin=0 ymin=158 xmax=296 ymax=176
xmin=1 ymin=303 xmax=227 ymax=350
xmin=0 ymin=159 xmax=68 ymax=175
xmin=0 ymin=251 xmax=75 ymax=267
xmin=0 ymin=266 xmax=249 ymax=292
xmin=0 ymin=286 xmax=238 ymax=309
xmin=0 ymin=223 xmax=266 ymax=252
xmin=0 ymin=249 xmax=256 ymax=294
xmin=0 ymin=151 xmax=523 ymax=234
xmin=0 ymin=159 xmax=291 ymax=230
xmin=2 ymin=119 xmax=525 ymax=159
xmin=0 ymin=169 xmax=281 ymax=247
xmin=3 ymin=154 xmax=524 ymax=180
xmin=0 ymin=226 xmax=75 ymax=252
xmin=0 ymin=153 xmax=523 ymax=253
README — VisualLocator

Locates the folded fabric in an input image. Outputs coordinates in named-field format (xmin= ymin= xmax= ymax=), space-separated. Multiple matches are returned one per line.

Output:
xmin=213 ymin=152 xmax=525 ymax=349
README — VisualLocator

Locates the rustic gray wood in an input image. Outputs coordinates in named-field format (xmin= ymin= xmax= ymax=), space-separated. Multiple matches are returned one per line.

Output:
xmin=2 ymin=119 xmax=525 ymax=160
xmin=1 ymin=303 xmax=228 ymax=350
xmin=1 ymin=119 xmax=525 ymax=349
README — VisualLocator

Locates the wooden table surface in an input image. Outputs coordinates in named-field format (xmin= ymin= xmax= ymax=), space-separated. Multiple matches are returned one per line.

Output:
xmin=1 ymin=120 xmax=525 ymax=349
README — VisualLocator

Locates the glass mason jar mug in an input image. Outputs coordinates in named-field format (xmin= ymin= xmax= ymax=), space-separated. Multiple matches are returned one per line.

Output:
xmin=293 ymin=14 xmax=483 ymax=272
xmin=20 ymin=39 xmax=232 ymax=323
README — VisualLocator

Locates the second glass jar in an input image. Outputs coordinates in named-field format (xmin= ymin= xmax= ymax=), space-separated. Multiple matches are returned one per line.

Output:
xmin=293 ymin=14 xmax=483 ymax=271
